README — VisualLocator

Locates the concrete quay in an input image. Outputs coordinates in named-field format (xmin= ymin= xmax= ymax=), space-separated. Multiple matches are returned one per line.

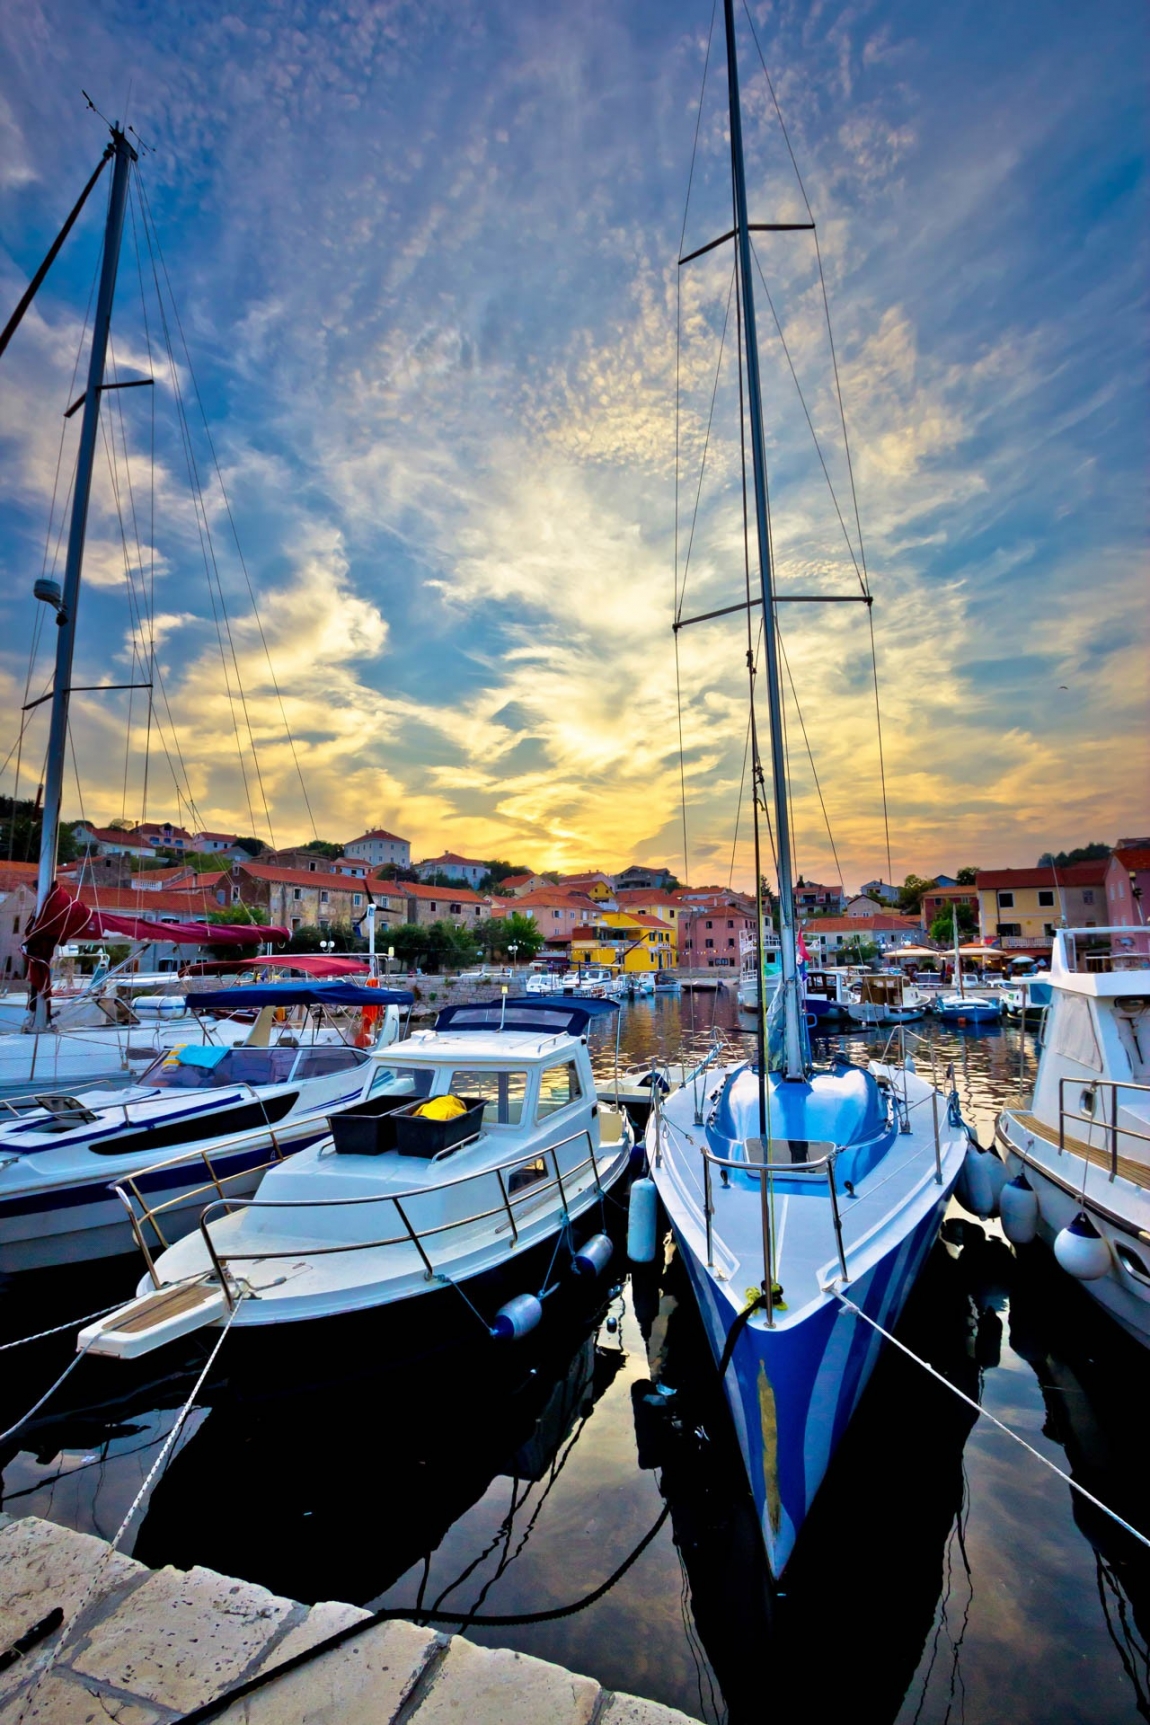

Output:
xmin=0 ymin=1516 xmax=700 ymax=1725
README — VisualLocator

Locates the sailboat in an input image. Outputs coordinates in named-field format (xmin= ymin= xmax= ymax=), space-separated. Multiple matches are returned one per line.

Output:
xmin=934 ymin=906 xmax=1000 ymax=1021
xmin=0 ymin=124 xmax=294 ymax=1093
xmin=648 ymin=0 xmax=968 ymax=1580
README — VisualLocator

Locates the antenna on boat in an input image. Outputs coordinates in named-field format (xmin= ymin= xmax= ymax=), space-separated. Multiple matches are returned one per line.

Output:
xmin=721 ymin=0 xmax=805 ymax=1084
xmin=30 ymin=124 xmax=137 ymax=1031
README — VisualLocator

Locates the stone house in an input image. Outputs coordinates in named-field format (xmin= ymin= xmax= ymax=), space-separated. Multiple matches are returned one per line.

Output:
xmin=402 ymin=881 xmax=490 ymax=928
xmin=0 ymin=865 xmax=38 ymax=980
xmin=232 ymin=863 xmax=373 ymax=935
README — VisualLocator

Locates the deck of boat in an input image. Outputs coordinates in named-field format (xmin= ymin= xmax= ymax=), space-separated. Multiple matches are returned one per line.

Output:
xmin=1010 ymin=1110 xmax=1150 ymax=1191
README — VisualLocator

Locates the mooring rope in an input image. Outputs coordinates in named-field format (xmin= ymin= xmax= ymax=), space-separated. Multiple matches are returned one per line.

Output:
xmin=833 ymin=1288 xmax=1150 ymax=1552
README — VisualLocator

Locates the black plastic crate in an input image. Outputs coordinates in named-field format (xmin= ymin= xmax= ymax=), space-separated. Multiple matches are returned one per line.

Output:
xmin=394 ymin=1096 xmax=486 ymax=1158
xmin=329 ymin=1098 xmax=406 ymax=1156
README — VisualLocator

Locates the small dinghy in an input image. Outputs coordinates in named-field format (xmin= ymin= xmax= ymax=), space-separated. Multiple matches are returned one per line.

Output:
xmin=81 ymin=997 xmax=633 ymax=1359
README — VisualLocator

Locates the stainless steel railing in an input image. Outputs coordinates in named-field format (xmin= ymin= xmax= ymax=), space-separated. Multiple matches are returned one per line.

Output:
xmin=193 ymin=1122 xmax=618 ymax=1310
xmin=699 ymin=1137 xmax=847 ymax=1326
xmin=1058 ymin=1076 xmax=1150 ymax=1181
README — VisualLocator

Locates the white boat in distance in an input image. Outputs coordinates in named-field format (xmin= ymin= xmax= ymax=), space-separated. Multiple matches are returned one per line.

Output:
xmin=82 ymin=997 xmax=633 ymax=1358
xmin=847 ymin=974 xmax=930 ymax=1026
xmin=0 ymin=981 xmax=410 ymax=1272
xmin=995 ymin=927 xmax=1150 ymax=1346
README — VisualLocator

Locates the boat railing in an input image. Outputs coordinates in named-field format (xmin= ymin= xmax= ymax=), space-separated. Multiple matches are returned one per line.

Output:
xmin=111 ymin=1127 xmax=299 ymax=1286
xmin=191 ymin=1124 xmax=612 ymax=1310
xmin=1058 ymin=1076 xmax=1150 ymax=1181
xmin=699 ymin=1137 xmax=847 ymax=1327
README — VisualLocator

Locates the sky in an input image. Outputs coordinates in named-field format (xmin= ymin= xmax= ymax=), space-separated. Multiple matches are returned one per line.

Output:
xmin=0 ymin=0 xmax=1145 ymax=893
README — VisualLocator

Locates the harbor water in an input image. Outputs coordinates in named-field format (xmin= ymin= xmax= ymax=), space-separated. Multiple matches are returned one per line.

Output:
xmin=0 ymin=992 xmax=1146 ymax=1723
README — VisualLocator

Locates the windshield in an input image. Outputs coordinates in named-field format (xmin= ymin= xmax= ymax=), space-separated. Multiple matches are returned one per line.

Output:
xmin=368 ymin=1064 xmax=436 ymax=1099
xmin=445 ymin=1069 xmax=528 ymax=1126
xmin=142 ymin=1048 xmax=299 ymax=1089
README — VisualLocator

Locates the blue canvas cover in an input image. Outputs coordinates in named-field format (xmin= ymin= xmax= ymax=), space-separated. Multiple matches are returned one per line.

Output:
xmin=191 ymin=981 xmax=415 ymax=1011
xmin=434 ymin=996 xmax=620 ymax=1037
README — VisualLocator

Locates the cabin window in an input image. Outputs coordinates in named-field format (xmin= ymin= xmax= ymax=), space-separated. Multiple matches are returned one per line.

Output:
xmin=537 ymin=1060 xmax=583 ymax=1116
xmin=508 ymin=1156 xmax=549 ymax=1195
xmin=447 ymin=1069 xmax=528 ymax=1126
xmin=1038 ymin=890 xmax=1055 ymax=907
xmin=368 ymin=1064 xmax=434 ymax=1099
xmin=293 ymin=1047 xmax=365 ymax=1079
xmin=1050 ymin=996 xmax=1103 ymax=1072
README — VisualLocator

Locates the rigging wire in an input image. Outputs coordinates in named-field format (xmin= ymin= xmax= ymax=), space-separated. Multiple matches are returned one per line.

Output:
xmin=777 ymin=631 xmax=845 ymax=897
xmin=137 ymin=172 xmax=314 ymax=844
xmin=134 ymin=184 xmax=269 ymax=845
xmin=740 ymin=1 xmax=895 ymax=885
xmin=673 ymin=0 xmax=718 ymax=888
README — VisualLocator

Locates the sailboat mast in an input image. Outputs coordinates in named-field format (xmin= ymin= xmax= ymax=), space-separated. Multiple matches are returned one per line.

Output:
xmin=32 ymin=127 xmax=135 ymax=1025
xmin=722 ymin=0 xmax=804 ymax=1080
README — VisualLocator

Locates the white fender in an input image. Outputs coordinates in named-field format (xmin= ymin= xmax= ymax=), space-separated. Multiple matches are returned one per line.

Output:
xmin=627 ymin=1177 xmax=658 ymax=1264
xmin=1053 ymin=1211 xmax=1111 ymax=1281
xmin=956 ymin=1145 xmax=997 ymax=1218
xmin=491 ymin=1293 xmax=543 ymax=1339
xmin=999 ymin=1174 xmax=1039 ymax=1245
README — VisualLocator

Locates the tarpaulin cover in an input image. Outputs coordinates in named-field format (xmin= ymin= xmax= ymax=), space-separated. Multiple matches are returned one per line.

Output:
xmin=192 ymin=981 xmax=414 ymax=1010
xmin=180 ymin=954 xmax=368 ymax=977
xmin=21 ymin=881 xmax=288 ymax=1004
xmin=174 ymin=1044 xmax=231 ymax=1068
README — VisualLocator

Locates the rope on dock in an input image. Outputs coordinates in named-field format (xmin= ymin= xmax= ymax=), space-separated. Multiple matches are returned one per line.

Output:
xmin=168 ymin=1500 xmax=673 ymax=1725
xmin=833 ymin=1288 xmax=1150 ymax=1553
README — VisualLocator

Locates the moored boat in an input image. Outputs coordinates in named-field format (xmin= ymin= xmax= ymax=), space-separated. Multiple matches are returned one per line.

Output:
xmin=79 ymin=997 xmax=633 ymax=1358
xmin=995 ymin=927 xmax=1150 ymax=1347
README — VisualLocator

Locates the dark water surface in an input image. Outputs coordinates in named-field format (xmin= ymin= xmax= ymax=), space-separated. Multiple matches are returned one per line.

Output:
xmin=1 ymin=993 xmax=1147 ymax=1723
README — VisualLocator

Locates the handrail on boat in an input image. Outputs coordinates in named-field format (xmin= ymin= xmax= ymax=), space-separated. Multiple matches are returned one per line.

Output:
xmin=192 ymin=1122 xmax=618 ymax=1310
xmin=698 ymin=1137 xmax=850 ymax=1326
xmin=1057 ymin=1076 xmax=1150 ymax=1183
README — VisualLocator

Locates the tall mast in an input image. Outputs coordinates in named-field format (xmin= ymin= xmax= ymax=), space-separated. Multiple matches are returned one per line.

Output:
xmin=722 ymin=0 xmax=805 ymax=1080
xmin=32 ymin=126 xmax=136 ymax=1028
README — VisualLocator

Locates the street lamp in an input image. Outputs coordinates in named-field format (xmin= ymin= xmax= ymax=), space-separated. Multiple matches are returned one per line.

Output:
xmin=319 ymin=939 xmax=335 ymax=954
xmin=507 ymin=941 xmax=520 ymax=976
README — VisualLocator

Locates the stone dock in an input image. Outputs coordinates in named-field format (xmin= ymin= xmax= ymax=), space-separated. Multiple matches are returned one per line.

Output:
xmin=0 ymin=1516 xmax=699 ymax=1724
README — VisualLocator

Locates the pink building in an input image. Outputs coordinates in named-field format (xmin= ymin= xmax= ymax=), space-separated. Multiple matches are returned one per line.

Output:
xmin=1104 ymin=846 xmax=1150 ymax=957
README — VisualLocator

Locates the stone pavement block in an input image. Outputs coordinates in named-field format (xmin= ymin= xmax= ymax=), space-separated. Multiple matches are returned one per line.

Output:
xmin=248 ymin=1599 xmax=371 ymax=1676
xmin=599 ymin=1693 xmax=703 ymax=1725
xmin=0 ymin=1670 xmax=163 ymax=1723
xmin=72 ymin=1564 xmax=296 ymax=1712
xmin=0 ymin=1518 xmax=147 ymax=1702
xmin=212 ymin=1619 xmax=438 ymax=1724
xmin=411 ymin=1637 xmax=600 ymax=1725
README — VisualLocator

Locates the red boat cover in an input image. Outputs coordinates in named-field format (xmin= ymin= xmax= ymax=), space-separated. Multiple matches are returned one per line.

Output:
xmin=22 ymin=883 xmax=288 ymax=1001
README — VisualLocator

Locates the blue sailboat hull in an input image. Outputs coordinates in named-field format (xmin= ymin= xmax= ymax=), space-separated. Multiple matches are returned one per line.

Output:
xmin=672 ymin=1188 xmax=951 ymax=1577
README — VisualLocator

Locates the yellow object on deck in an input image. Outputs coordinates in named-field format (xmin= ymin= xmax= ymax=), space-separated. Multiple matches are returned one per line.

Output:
xmin=414 ymin=1094 xmax=467 ymax=1121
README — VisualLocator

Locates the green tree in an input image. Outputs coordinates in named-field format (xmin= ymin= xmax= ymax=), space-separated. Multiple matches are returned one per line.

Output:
xmin=475 ymin=912 xmax=544 ymax=961
xmin=0 ymin=799 xmax=79 ymax=865
xmin=930 ymin=901 xmax=977 ymax=942
xmin=839 ymin=936 xmax=880 ymax=966
xmin=897 ymin=874 xmax=937 ymax=915
xmin=303 ymin=838 xmax=345 ymax=859
xmin=234 ymin=836 xmax=265 ymax=858
xmin=205 ymin=903 xmax=269 ymax=959
xmin=285 ymin=919 xmax=364 ymax=954
xmin=955 ymin=865 xmax=979 ymax=885
xmin=1038 ymin=843 xmax=1111 ymax=867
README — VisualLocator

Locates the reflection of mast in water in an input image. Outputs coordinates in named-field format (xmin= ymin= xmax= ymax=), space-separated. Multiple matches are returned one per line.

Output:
xmin=631 ymin=1239 xmax=988 ymax=1725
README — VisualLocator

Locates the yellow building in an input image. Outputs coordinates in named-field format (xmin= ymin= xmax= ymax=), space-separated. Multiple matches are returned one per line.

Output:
xmin=558 ymin=872 xmax=616 ymax=903
xmin=569 ymin=912 xmax=677 ymax=972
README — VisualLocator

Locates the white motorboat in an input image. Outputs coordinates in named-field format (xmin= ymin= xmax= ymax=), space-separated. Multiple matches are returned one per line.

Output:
xmin=736 ymin=935 xmax=782 ymax=1011
xmin=994 ymin=927 xmax=1150 ymax=1347
xmin=847 ymin=974 xmax=929 ymax=1026
xmin=1001 ymin=977 xmax=1052 ymax=1026
xmin=649 ymin=0 xmax=968 ymax=1583
xmin=80 ymin=997 xmax=633 ymax=1357
xmin=933 ymin=992 xmax=1000 ymax=1022
xmin=0 ymin=981 xmax=410 ymax=1271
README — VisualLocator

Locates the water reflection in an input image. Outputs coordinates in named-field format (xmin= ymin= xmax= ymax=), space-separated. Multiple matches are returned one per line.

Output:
xmin=0 ymin=999 xmax=1146 ymax=1721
